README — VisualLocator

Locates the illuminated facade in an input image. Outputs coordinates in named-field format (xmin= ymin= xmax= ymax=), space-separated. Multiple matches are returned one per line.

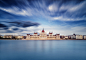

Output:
xmin=26 ymin=29 xmax=60 ymax=40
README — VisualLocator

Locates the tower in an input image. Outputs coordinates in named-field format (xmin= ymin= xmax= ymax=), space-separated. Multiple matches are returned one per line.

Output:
xmin=40 ymin=29 xmax=47 ymax=39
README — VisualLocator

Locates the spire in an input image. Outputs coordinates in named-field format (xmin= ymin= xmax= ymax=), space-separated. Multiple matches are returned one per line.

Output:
xmin=43 ymin=28 xmax=44 ymax=30
xmin=42 ymin=28 xmax=45 ymax=32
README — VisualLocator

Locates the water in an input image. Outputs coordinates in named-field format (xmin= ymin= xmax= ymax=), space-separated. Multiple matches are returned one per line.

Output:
xmin=0 ymin=40 xmax=86 ymax=60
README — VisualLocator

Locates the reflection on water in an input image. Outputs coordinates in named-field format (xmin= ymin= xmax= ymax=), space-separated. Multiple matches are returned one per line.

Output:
xmin=0 ymin=40 xmax=86 ymax=60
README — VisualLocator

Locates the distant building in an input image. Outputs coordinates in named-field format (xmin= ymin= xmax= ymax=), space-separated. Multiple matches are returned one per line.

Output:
xmin=14 ymin=35 xmax=23 ymax=39
xmin=22 ymin=36 xmax=26 ymax=39
xmin=83 ymin=35 xmax=86 ymax=39
xmin=68 ymin=35 xmax=71 ymax=39
xmin=26 ymin=29 xmax=60 ymax=40
xmin=70 ymin=34 xmax=83 ymax=39
xmin=3 ymin=35 xmax=13 ymax=39
xmin=60 ymin=35 xmax=65 ymax=39
xmin=64 ymin=36 xmax=68 ymax=39
xmin=0 ymin=35 xmax=3 ymax=38
xmin=76 ymin=35 xmax=83 ymax=39
xmin=71 ymin=34 xmax=76 ymax=39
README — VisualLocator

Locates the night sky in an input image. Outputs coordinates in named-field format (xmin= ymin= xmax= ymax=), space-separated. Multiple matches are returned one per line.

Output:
xmin=0 ymin=0 xmax=86 ymax=35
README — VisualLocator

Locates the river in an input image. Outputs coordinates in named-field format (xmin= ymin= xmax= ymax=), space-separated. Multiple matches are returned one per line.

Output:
xmin=0 ymin=40 xmax=86 ymax=60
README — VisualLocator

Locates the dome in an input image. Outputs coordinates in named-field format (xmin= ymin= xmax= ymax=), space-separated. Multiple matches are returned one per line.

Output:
xmin=42 ymin=29 xmax=45 ymax=32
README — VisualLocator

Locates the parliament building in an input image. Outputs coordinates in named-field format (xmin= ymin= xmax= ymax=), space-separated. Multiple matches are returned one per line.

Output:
xmin=26 ymin=29 xmax=60 ymax=40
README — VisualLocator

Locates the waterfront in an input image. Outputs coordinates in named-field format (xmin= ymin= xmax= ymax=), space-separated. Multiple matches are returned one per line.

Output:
xmin=0 ymin=40 xmax=86 ymax=60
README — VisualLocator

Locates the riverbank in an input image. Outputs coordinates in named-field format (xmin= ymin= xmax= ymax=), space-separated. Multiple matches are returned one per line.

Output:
xmin=0 ymin=39 xmax=86 ymax=40
xmin=0 ymin=39 xmax=19 ymax=40
xmin=22 ymin=39 xmax=86 ymax=40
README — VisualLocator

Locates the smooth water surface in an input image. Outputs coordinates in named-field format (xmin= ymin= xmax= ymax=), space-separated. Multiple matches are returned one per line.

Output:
xmin=0 ymin=40 xmax=86 ymax=60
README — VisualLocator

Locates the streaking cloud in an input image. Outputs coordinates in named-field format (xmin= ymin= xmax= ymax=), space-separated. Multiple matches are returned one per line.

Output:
xmin=0 ymin=0 xmax=86 ymax=21
xmin=0 ymin=0 xmax=86 ymax=35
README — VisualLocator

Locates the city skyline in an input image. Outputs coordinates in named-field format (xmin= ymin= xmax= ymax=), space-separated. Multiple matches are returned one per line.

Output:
xmin=0 ymin=0 xmax=86 ymax=35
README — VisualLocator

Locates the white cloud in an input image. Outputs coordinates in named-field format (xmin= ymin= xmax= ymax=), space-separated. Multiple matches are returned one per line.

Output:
xmin=0 ymin=7 xmax=32 ymax=16
xmin=37 ymin=25 xmax=86 ymax=35
xmin=68 ymin=1 xmax=86 ymax=12
xmin=52 ymin=17 xmax=86 ymax=21
xmin=0 ymin=24 xmax=86 ymax=35
xmin=53 ymin=16 xmax=63 ymax=20
xmin=48 ymin=3 xmax=58 ymax=12
xmin=0 ymin=33 xmax=18 ymax=35
xmin=0 ymin=0 xmax=86 ymax=21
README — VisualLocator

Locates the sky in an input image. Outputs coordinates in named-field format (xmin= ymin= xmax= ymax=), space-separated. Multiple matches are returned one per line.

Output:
xmin=0 ymin=0 xmax=86 ymax=36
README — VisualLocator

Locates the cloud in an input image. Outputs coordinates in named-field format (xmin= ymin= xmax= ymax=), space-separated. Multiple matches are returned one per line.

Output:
xmin=0 ymin=23 xmax=86 ymax=35
xmin=0 ymin=0 xmax=86 ymax=21
xmin=0 ymin=0 xmax=86 ymax=36
xmin=8 ymin=21 xmax=40 ymax=27
xmin=68 ymin=1 xmax=86 ymax=12
xmin=0 ymin=23 xmax=7 ymax=27
xmin=0 ymin=33 xmax=18 ymax=35
xmin=48 ymin=3 xmax=58 ymax=12
xmin=0 ymin=7 xmax=32 ymax=16
xmin=21 ymin=25 xmax=86 ymax=35
xmin=0 ymin=20 xmax=40 ymax=35
xmin=12 ymin=28 xmax=19 ymax=30
xmin=0 ymin=23 xmax=9 ymax=29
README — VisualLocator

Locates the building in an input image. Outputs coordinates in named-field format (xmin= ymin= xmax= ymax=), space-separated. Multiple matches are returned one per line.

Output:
xmin=70 ymin=34 xmax=83 ymax=39
xmin=3 ymin=35 xmax=13 ymax=39
xmin=64 ymin=36 xmax=68 ymax=39
xmin=0 ymin=35 xmax=3 ymax=38
xmin=76 ymin=35 xmax=83 ymax=39
xmin=14 ymin=35 xmax=23 ymax=39
xmin=22 ymin=36 xmax=26 ymax=39
xmin=17 ymin=35 xmax=23 ymax=39
xmin=71 ymin=34 xmax=76 ymax=39
xmin=60 ymin=35 xmax=65 ymax=39
xmin=26 ymin=29 xmax=60 ymax=40
xmin=83 ymin=35 xmax=86 ymax=39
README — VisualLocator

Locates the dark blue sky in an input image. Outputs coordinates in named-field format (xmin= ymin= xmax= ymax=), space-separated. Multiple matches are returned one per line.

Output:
xmin=0 ymin=0 xmax=86 ymax=35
